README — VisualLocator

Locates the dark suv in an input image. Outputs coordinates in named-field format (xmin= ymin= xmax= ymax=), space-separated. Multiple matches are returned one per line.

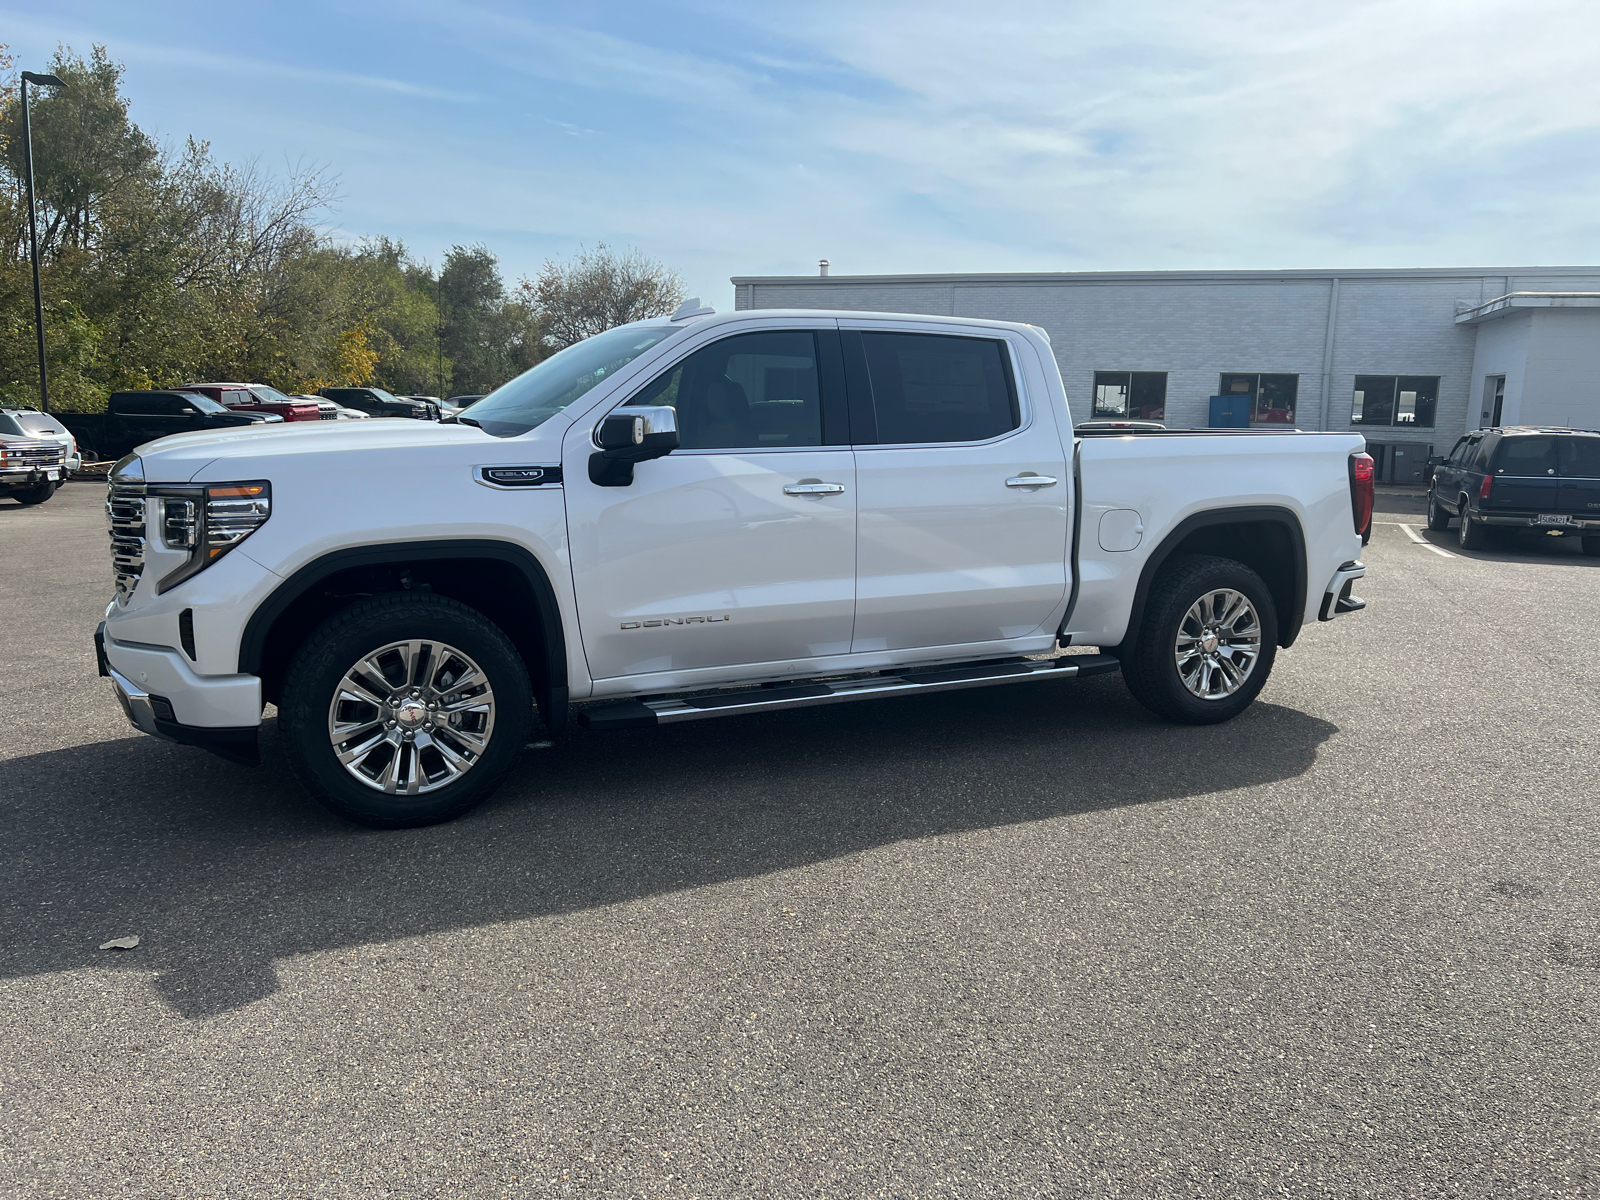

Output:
xmin=318 ymin=387 xmax=437 ymax=420
xmin=1427 ymin=427 xmax=1600 ymax=554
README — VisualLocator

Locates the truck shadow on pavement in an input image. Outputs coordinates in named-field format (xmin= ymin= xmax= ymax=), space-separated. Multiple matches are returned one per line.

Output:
xmin=0 ymin=679 xmax=1336 ymax=1019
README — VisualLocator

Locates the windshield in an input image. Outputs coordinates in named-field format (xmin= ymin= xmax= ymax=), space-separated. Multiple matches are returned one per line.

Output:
xmin=177 ymin=392 xmax=228 ymax=414
xmin=250 ymin=386 xmax=294 ymax=404
xmin=462 ymin=323 xmax=682 ymax=437
xmin=370 ymin=389 xmax=403 ymax=404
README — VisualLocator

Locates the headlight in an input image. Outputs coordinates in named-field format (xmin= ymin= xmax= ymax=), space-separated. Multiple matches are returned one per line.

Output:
xmin=153 ymin=480 xmax=270 ymax=594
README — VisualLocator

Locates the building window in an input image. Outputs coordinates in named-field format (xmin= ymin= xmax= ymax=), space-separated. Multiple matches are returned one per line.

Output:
xmin=1352 ymin=375 xmax=1438 ymax=428
xmin=1219 ymin=373 xmax=1298 ymax=425
xmin=1093 ymin=371 xmax=1167 ymax=420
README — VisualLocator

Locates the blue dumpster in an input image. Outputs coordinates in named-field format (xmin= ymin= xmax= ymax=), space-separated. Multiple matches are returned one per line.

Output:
xmin=1209 ymin=394 xmax=1250 ymax=427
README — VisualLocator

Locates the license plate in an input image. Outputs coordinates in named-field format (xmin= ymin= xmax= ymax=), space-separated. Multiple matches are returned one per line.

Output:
xmin=46 ymin=469 xmax=59 ymax=481
xmin=1537 ymin=513 xmax=1574 ymax=526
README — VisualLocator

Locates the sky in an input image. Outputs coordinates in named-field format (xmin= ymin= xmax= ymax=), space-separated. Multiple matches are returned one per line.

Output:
xmin=7 ymin=0 xmax=1599 ymax=307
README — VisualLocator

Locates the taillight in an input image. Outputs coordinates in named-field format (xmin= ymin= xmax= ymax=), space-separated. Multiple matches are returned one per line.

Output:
xmin=1349 ymin=452 xmax=1374 ymax=536
xmin=1479 ymin=474 xmax=1493 ymax=500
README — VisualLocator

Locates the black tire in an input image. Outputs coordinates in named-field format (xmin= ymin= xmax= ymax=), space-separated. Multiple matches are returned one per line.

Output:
xmin=1583 ymin=536 xmax=1600 ymax=557
xmin=11 ymin=482 xmax=55 ymax=505
xmin=1457 ymin=499 xmax=1491 ymax=550
xmin=1122 ymin=554 xmax=1279 ymax=725
xmin=1426 ymin=490 xmax=1451 ymax=531
xmin=279 ymin=594 xmax=533 ymax=828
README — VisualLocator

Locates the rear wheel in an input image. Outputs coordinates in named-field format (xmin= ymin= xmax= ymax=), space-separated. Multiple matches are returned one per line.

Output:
xmin=1426 ymin=490 xmax=1451 ymax=530
xmin=280 ymin=594 xmax=533 ymax=828
xmin=1457 ymin=499 xmax=1491 ymax=550
xmin=1121 ymin=554 xmax=1279 ymax=725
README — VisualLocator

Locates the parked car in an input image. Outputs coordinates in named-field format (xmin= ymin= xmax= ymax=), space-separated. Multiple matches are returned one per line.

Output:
xmin=318 ymin=387 xmax=438 ymax=420
xmin=183 ymin=383 xmax=322 ymax=423
xmin=57 ymin=391 xmax=281 ymax=462
xmin=95 ymin=307 xmax=1371 ymax=828
xmin=0 ymin=417 xmax=67 ymax=504
xmin=447 ymin=394 xmax=486 ymax=410
xmin=1427 ymin=426 xmax=1600 ymax=553
xmin=2 ymin=407 xmax=81 ymax=474
xmin=293 ymin=394 xmax=368 ymax=419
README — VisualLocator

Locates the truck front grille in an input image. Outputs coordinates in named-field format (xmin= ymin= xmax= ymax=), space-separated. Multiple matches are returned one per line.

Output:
xmin=3 ymin=440 xmax=65 ymax=469
xmin=106 ymin=483 xmax=147 ymax=600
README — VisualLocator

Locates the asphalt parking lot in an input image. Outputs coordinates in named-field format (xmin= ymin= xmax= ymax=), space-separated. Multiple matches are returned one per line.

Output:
xmin=3 ymin=482 xmax=1599 ymax=1199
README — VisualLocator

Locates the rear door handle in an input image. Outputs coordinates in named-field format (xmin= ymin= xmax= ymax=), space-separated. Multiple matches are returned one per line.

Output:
xmin=784 ymin=482 xmax=846 ymax=497
xmin=1006 ymin=474 xmax=1059 ymax=489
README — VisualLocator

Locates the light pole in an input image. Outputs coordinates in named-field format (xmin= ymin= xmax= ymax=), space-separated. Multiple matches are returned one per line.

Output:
xmin=20 ymin=70 xmax=66 ymax=413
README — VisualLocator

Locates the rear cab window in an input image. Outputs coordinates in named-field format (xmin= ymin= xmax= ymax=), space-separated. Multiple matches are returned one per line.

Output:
xmin=852 ymin=332 xmax=1020 ymax=445
xmin=1560 ymin=437 xmax=1600 ymax=477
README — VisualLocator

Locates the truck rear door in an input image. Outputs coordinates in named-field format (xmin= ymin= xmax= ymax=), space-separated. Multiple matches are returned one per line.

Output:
xmin=840 ymin=324 xmax=1070 ymax=652
xmin=1558 ymin=436 xmax=1600 ymax=520
xmin=1484 ymin=435 xmax=1560 ymax=514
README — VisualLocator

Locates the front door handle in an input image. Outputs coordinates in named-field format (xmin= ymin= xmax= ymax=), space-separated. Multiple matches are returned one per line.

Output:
xmin=1006 ymin=474 xmax=1059 ymax=489
xmin=784 ymin=482 xmax=846 ymax=497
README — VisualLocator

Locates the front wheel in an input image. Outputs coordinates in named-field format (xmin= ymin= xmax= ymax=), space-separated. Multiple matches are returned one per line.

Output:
xmin=1121 ymin=554 xmax=1279 ymax=725
xmin=10 ymin=482 xmax=55 ymax=505
xmin=280 ymin=594 xmax=533 ymax=828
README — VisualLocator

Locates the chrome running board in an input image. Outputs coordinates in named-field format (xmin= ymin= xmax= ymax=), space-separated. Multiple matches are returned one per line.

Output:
xmin=578 ymin=654 xmax=1122 ymax=731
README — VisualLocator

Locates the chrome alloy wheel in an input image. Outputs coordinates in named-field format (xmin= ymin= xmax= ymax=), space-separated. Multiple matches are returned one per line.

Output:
xmin=1174 ymin=588 xmax=1262 ymax=700
xmin=326 ymin=639 xmax=496 ymax=794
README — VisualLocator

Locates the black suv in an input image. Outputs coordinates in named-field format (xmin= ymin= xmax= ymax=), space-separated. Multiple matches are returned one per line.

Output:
xmin=318 ymin=387 xmax=437 ymax=420
xmin=1427 ymin=427 xmax=1600 ymax=553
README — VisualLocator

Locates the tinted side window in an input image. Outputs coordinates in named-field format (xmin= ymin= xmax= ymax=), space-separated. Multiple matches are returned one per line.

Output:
xmin=859 ymin=333 xmax=1018 ymax=445
xmin=628 ymin=330 xmax=822 ymax=451
xmin=1491 ymin=436 xmax=1558 ymax=475
xmin=1447 ymin=438 xmax=1470 ymax=465
xmin=112 ymin=393 xmax=157 ymax=415
xmin=1561 ymin=438 xmax=1600 ymax=478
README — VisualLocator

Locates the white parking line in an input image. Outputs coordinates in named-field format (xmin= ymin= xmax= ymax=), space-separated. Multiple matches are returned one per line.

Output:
xmin=1398 ymin=523 xmax=1457 ymax=557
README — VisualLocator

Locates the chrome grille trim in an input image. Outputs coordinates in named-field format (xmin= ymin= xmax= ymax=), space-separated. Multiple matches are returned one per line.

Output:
xmin=2 ymin=440 xmax=65 ymax=468
xmin=107 ymin=483 xmax=147 ymax=600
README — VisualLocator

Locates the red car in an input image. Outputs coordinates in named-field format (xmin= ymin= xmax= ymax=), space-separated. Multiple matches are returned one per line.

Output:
xmin=181 ymin=383 xmax=324 ymax=423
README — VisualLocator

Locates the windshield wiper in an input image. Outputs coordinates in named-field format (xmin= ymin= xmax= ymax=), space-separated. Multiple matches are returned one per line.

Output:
xmin=456 ymin=416 xmax=483 ymax=429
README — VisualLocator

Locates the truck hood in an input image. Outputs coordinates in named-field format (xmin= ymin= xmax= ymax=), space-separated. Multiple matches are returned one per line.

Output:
xmin=128 ymin=415 xmax=571 ymax=483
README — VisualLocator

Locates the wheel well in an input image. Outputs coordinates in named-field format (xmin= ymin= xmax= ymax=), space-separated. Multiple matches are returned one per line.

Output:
xmin=242 ymin=544 xmax=567 ymax=732
xmin=1120 ymin=509 xmax=1307 ymax=655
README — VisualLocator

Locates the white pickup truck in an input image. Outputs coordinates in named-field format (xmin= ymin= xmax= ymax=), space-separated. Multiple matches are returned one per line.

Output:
xmin=96 ymin=305 xmax=1373 ymax=827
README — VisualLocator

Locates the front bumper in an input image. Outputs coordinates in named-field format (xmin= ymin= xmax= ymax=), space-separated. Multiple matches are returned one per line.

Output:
xmin=97 ymin=622 xmax=262 ymax=765
xmin=0 ymin=465 xmax=60 ymax=488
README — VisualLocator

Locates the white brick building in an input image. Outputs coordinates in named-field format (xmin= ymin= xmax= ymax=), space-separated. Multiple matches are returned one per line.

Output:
xmin=732 ymin=266 xmax=1600 ymax=483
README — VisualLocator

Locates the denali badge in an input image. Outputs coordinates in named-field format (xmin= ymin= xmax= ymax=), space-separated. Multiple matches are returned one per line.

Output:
xmin=621 ymin=615 xmax=731 ymax=629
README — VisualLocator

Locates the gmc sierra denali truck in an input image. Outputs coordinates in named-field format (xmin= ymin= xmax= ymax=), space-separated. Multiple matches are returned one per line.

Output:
xmin=95 ymin=305 xmax=1373 ymax=828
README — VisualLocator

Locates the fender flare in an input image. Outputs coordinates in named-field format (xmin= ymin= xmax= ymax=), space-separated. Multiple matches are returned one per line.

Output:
xmin=1119 ymin=505 xmax=1308 ymax=655
xmin=238 ymin=539 xmax=569 ymax=733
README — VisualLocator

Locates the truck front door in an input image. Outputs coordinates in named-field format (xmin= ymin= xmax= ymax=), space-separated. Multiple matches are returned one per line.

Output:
xmin=840 ymin=324 xmax=1071 ymax=652
xmin=564 ymin=324 xmax=857 ymax=682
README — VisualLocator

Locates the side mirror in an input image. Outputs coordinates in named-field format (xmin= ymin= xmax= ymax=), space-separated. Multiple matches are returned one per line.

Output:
xmin=589 ymin=405 xmax=679 ymax=487
xmin=1426 ymin=456 xmax=1445 ymax=467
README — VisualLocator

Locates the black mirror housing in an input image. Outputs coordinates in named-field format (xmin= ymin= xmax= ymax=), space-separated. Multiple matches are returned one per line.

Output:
xmin=589 ymin=405 xmax=680 ymax=487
